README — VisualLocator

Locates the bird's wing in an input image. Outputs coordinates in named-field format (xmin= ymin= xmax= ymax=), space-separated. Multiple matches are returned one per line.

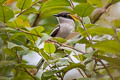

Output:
xmin=50 ymin=25 xmax=60 ymax=37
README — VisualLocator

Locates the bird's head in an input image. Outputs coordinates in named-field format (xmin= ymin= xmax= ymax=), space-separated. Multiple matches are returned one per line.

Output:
xmin=53 ymin=12 xmax=78 ymax=23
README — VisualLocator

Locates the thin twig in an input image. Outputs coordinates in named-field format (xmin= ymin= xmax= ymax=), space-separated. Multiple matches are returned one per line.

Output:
xmin=55 ymin=64 xmax=64 ymax=80
xmin=17 ymin=28 xmax=41 ymax=37
xmin=69 ymin=0 xmax=93 ymax=43
xmin=48 ymin=39 xmax=86 ymax=54
xmin=16 ymin=0 xmax=42 ymax=17
xmin=99 ymin=60 xmax=114 ymax=80
xmin=69 ymin=0 xmax=74 ymax=9
xmin=92 ymin=0 xmax=114 ymax=23
xmin=69 ymin=1 xmax=114 ymax=79
xmin=93 ymin=59 xmax=98 ymax=73
xmin=79 ymin=18 xmax=93 ymax=43
xmin=95 ymin=65 xmax=110 ymax=71
xmin=67 ymin=55 xmax=85 ymax=78
xmin=32 ymin=13 xmax=41 ymax=27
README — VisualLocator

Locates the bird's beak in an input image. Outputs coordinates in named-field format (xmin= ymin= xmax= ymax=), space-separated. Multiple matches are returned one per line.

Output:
xmin=69 ymin=14 xmax=79 ymax=22
xmin=53 ymin=14 xmax=59 ymax=17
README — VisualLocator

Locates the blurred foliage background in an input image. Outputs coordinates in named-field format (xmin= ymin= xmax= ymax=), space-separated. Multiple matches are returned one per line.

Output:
xmin=0 ymin=0 xmax=120 ymax=80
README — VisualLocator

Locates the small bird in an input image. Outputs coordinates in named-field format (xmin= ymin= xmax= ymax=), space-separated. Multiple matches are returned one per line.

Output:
xmin=38 ymin=12 xmax=79 ymax=68
xmin=50 ymin=12 xmax=77 ymax=38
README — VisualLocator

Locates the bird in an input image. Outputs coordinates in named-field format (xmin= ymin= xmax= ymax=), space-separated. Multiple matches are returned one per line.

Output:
xmin=38 ymin=12 xmax=79 ymax=68
xmin=50 ymin=12 xmax=77 ymax=38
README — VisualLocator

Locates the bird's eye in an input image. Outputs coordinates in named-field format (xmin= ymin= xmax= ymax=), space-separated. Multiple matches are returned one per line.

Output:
xmin=63 ymin=15 xmax=67 ymax=17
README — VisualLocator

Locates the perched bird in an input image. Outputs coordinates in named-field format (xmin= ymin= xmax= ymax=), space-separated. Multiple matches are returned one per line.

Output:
xmin=38 ymin=12 xmax=79 ymax=68
xmin=50 ymin=12 xmax=77 ymax=38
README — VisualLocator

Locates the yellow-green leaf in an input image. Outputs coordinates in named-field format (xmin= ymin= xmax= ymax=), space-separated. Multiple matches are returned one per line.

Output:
xmin=0 ymin=5 xmax=14 ymax=23
xmin=74 ymin=3 xmax=94 ymax=17
xmin=44 ymin=42 xmax=56 ymax=54
xmin=16 ymin=0 xmax=32 ymax=10
xmin=92 ymin=40 xmax=120 ymax=54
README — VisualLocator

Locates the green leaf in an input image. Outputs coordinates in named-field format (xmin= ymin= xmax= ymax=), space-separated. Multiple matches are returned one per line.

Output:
xmin=53 ymin=37 xmax=67 ymax=43
xmin=44 ymin=42 xmax=56 ymax=54
xmin=43 ymin=70 xmax=58 ymax=77
xmin=74 ymin=3 xmax=94 ymax=17
xmin=16 ymin=0 xmax=32 ymax=10
xmin=56 ymin=59 xmax=69 ymax=66
xmin=81 ymin=27 xmax=114 ymax=37
xmin=25 ymin=26 xmax=44 ymax=43
xmin=30 ymin=26 xmax=44 ymax=36
xmin=41 ymin=0 xmax=70 ymax=11
xmin=0 ymin=0 xmax=7 ymax=4
xmin=0 ymin=5 xmax=14 ymax=23
xmin=113 ymin=18 xmax=120 ymax=27
xmin=113 ymin=0 xmax=120 ymax=3
xmin=41 ymin=7 xmax=72 ymax=18
xmin=87 ymin=0 xmax=102 ymax=7
xmin=40 ymin=0 xmax=72 ymax=18
xmin=23 ymin=7 xmax=38 ymax=15
xmin=39 ymin=49 xmax=51 ymax=61
xmin=92 ymin=40 xmax=120 ymax=54
xmin=61 ymin=63 xmax=85 ymax=76
xmin=7 ymin=42 xmax=24 ymax=51
xmin=73 ymin=0 xmax=87 ymax=3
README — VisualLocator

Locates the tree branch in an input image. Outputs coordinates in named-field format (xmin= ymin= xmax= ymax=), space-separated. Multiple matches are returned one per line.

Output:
xmin=92 ymin=0 xmax=114 ymax=23
xmin=48 ymin=39 xmax=86 ymax=54
xmin=69 ymin=0 xmax=93 ymax=43
xmin=32 ymin=13 xmax=41 ymax=27
xmin=99 ymin=60 xmax=114 ymax=80
xmin=16 ymin=0 xmax=42 ymax=17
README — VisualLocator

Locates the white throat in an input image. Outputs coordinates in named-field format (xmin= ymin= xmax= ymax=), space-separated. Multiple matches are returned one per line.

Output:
xmin=57 ymin=17 xmax=75 ymax=27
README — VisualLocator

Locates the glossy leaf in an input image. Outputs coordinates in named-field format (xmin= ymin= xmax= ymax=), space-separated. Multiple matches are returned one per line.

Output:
xmin=41 ymin=0 xmax=70 ymax=11
xmin=87 ymin=0 xmax=102 ymax=7
xmin=39 ymin=49 xmax=51 ymax=61
xmin=53 ymin=37 xmax=67 ymax=43
xmin=42 ymin=70 xmax=57 ymax=77
xmin=30 ymin=26 xmax=44 ymax=36
xmin=16 ymin=0 xmax=32 ymax=10
xmin=81 ymin=27 xmax=114 ymax=37
xmin=73 ymin=0 xmax=87 ymax=3
xmin=113 ymin=18 xmax=120 ymax=27
xmin=44 ymin=42 xmax=56 ymax=54
xmin=92 ymin=40 xmax=120 ymax=54
xmin=74 ymin=3 xmax=94 ymax=17
xmin=0 ymin=5 xmax=14 ymax=23
xmin=61 ymin=63 xmax=85 ymax=76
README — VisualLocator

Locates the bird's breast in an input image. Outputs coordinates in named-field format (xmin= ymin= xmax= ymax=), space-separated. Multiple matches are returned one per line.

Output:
xmin=56 ymin=23 xmax=75 ymax=38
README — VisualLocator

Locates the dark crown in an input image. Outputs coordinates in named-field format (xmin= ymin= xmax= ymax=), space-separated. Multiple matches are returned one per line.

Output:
xmin=54 ymin=12 xmax=73 ymax=20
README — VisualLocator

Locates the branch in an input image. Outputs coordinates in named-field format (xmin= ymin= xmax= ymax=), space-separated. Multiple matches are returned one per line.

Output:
xmin=69 ymin=0 xmax=93 ymax=43
xmin=32 ymin=13 xmax=41 ymax=27
xmin=98 ymin=60 xmax=114 ymax=80
xmin=16 ymin=0 xmax=42 ymax=17
xmin=69 ymin=1 xmax=115 ymax=79
xmin=92 ymin=0 xmax=114 ymax=23
xmin=48 ymin=39 xmax=86 ymax=54
xmin=17 ymin=28 xmax=41 ymax=37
